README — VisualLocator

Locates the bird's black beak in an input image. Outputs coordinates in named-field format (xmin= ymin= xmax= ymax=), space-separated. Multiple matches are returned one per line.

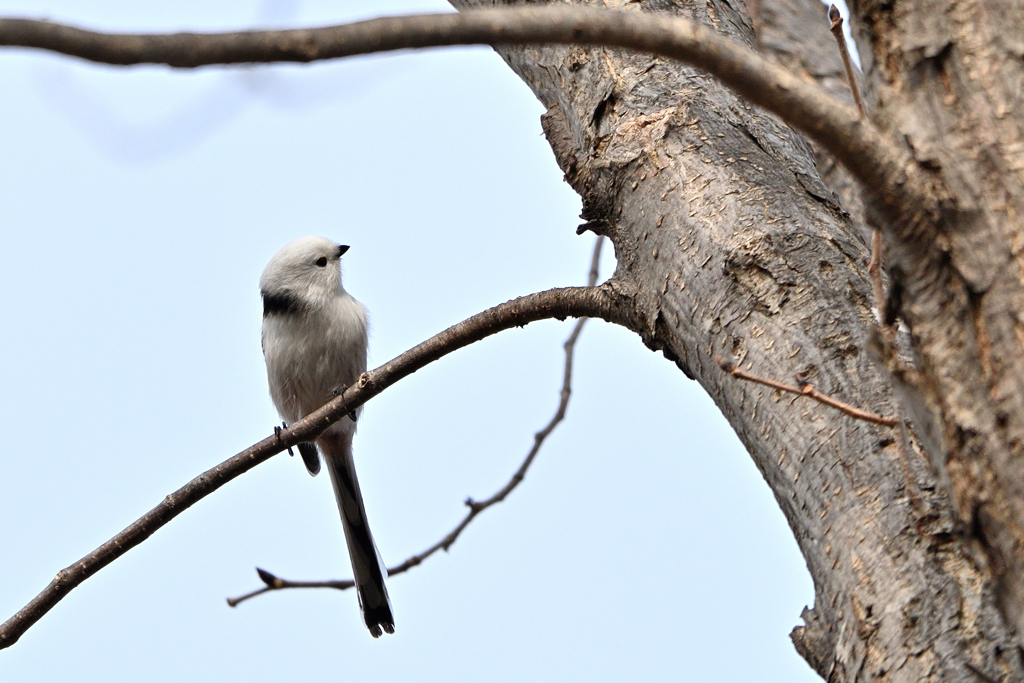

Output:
xmin=338 ymin=244 xmax=350 ymax=257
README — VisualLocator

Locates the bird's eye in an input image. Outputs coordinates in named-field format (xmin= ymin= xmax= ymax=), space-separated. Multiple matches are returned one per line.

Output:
xmin=315 ymin=256 xmax=328 ymax=267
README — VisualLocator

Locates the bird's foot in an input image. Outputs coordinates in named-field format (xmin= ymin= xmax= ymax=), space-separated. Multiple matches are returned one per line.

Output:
xmin=274 ymin=423 xmax=295 ymax=456
xmin=331 ymin=385 xmax=358 ymax=422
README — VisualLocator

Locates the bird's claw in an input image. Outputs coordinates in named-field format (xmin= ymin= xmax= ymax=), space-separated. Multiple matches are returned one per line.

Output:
xmin=331 ymin=385 xmax=358 ymax=422
xmin=274 ymin=423 xmax=295 ymax=456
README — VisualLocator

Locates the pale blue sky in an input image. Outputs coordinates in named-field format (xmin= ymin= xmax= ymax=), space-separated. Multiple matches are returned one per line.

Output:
xmin=0 ymin=1 xmax=839 ymax=680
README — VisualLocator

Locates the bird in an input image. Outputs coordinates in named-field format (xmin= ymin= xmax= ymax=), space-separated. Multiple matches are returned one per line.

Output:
xmin=260 ymin=235 xmax=394 ymax=638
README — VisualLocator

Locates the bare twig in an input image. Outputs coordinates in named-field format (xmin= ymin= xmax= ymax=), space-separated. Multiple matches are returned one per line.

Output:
xmin=227 ymin=237 xmax=607 ymax=607
xmin=226 ymin=569 xmax=354 ymax=607
xmin=718 ymin=357 xmax=897 ymax=427
xmin=827 ymin=5 xmax=865 ymax=119
xmin=0 ymin=280 xmax=635 ymax=649
xmin=0 ymin=7 xmax=926 ymax=216
xmin=827 ymin=4 xmax=885 ymax=319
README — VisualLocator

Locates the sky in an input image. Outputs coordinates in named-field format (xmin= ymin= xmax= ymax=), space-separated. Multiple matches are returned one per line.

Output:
xmin=0 ymin=1 xmax=846 ymax=681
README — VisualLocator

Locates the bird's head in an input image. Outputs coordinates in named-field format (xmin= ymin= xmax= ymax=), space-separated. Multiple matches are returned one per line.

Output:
xmin=260 ymin=236 xmax=350 ymax=314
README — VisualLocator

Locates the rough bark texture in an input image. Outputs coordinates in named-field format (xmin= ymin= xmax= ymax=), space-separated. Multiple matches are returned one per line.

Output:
xmin=449 ymin=0 xmax=1024 ymax=680
xmin=849 ymin=0 xmax=1024 ymax=646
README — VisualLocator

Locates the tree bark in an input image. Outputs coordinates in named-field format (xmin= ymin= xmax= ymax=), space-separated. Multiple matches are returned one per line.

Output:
xmin=449 ymin=0 xmax=1024 ymax=679
xmin=850 ymin=0 xmax=1024 ymax=642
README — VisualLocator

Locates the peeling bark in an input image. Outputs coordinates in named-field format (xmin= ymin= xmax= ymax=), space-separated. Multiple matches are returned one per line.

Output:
xmin=450 ymin=0 xmax=1024 ymax=679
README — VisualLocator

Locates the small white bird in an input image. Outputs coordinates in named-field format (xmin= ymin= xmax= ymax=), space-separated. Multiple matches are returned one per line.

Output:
xmin=260 ymin=236 xmax=394 ymax=638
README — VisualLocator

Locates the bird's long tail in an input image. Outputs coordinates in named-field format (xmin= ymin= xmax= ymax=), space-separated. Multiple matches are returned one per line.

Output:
xmin=318 ymin=430 xmax=394 ymax=637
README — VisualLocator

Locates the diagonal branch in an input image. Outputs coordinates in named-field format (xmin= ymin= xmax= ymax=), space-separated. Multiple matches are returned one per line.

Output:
xmin=227 ymin=237 xmax=606 ymax=607
xmin=719 ymin=358 xmax=898 ymax=427
xmin=0 ymin=279 xmax=636 ymax=650
xmin=0 ymin=7 xmax=929 ymax=219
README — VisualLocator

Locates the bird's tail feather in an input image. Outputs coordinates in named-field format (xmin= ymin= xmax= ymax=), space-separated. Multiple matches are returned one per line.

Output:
xmin=297 ymin=442 xmax=321 ymax=476
xmin=318 ymin=430 xmax=394 ymax=637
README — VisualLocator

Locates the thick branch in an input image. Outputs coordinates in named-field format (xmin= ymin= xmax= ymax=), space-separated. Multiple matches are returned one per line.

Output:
xmin=0 ymin=8 xmax=927 ymax=220
xmin=226 ymin=237 xmax=607 ymax=606
xmin=0 ymin=281 xmax=636 ymax=649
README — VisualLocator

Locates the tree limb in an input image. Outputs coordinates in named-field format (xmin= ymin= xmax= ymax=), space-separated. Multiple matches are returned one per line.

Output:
xmin=227 ymin=236 xmax=606 ymax=607
xmin=0 ymin=7 xmax=930 ymax=221
xmin=0 ymin=280 xmax=637 ymax=649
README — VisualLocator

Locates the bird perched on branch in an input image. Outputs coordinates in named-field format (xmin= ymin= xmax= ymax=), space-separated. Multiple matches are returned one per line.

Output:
xmin=260 ymin=235 xmax=394 ymax=638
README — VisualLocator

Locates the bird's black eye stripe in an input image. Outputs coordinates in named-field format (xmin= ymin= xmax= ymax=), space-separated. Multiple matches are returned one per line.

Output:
xmin=315 ymin=256 xmax=328 ymax=267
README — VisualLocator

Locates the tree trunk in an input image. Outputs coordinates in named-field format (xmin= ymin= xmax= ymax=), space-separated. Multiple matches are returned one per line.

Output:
xmin=450 ymin=0 xmax=1024 ymax=679
xmin=851 ymin=0 xmax=1024 ymax=640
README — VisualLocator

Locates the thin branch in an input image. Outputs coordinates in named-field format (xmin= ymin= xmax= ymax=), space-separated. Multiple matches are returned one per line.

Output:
xmin=227 ymin=237 xmax=606 ymax=607
xmin=226 ymin=569 xmax=354 ymax=607
xmin=0 ymin=280 xmax=635 ymax=649
xmin=718 ymin=357 xmax=897 ymax=427
xmin=0 ymin=7 xmax=928 ymax=217
xmin=827 ymin=5 xmax=865 ymax=119
xmin=827 ymin=4 xmax=886 ymax=320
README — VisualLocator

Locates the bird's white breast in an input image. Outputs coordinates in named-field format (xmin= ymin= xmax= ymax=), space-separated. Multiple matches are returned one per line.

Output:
xmin=262 ymin=292 xmax=368 ymax=430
